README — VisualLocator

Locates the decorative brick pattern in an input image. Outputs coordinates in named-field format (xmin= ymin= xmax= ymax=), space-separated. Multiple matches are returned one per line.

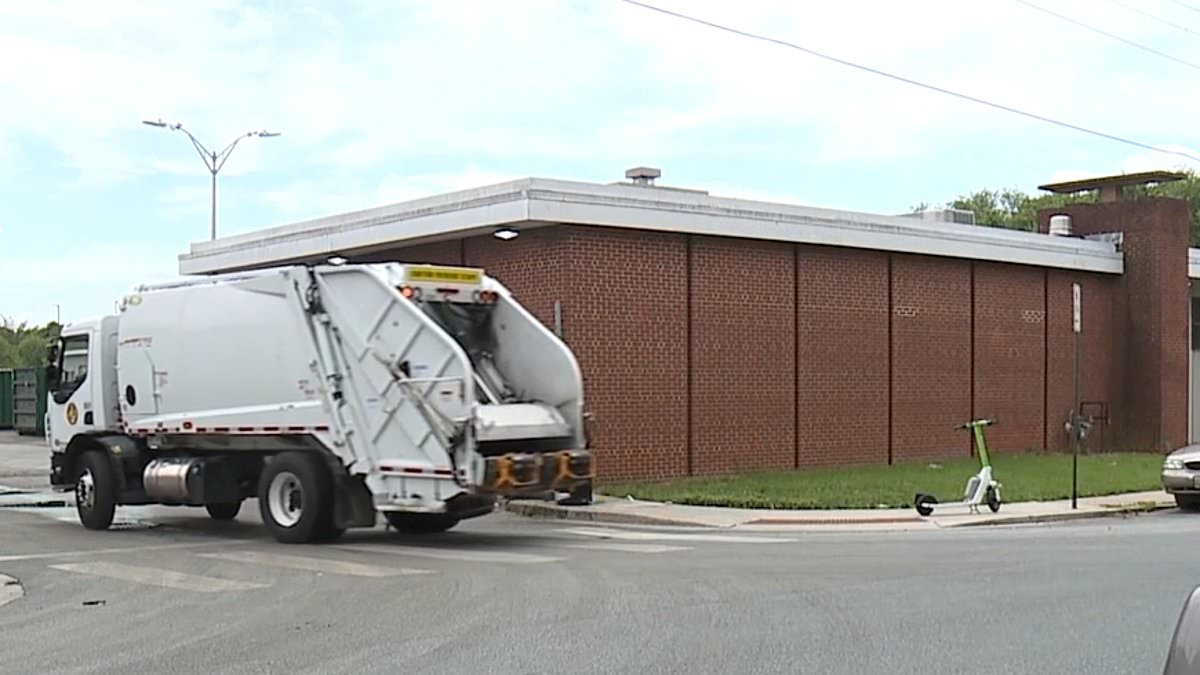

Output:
xmin=795 ymin=246 xmax=889 ymax=468
xmin=890 ymin=255 xmax=972 ymax=462
xmin=689 ymin=237 xmax=795 ymax=475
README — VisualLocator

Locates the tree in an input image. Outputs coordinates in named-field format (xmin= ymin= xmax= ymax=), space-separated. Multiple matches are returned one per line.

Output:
xmin=942 ymin=169 xmax=1200 ymax=245
xmin=0 ymin=321 xmax=60 ymax=369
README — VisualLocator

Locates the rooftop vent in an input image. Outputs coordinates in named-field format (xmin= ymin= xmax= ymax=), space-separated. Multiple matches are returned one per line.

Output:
xmin=905 ymin=207 xmax=976 ymax=226
xmin=625 ymin=166 xmax=661 ymax=186
xmin=1048 ymin=214 xmax=1072 ymax=237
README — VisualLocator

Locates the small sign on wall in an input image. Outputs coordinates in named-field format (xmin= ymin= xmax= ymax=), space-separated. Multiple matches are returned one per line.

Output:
xmin=1072 ymin=283 xmax=1081 ymax=334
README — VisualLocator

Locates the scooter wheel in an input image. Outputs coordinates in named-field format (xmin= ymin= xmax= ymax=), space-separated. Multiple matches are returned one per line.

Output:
xmin=915 ymin=493 xmax=938 ymax=517
xmin=986 ymin=486 xmax=1001 ymax=513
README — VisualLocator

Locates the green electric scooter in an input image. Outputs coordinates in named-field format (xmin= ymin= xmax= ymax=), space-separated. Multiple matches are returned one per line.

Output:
xmin=914 ymin=419 xmax=1002 ymax=517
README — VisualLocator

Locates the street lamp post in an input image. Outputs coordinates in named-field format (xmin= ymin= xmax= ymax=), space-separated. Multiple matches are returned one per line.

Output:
xmin=142 ymin=119 xmax=280 ymax=240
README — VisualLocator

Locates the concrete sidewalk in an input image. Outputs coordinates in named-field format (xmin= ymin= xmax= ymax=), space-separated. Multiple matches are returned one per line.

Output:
xmin=0 ymin=431 xmax=48 ymax=480
xmin=503 ymin=490 xmax=1176 ymax=531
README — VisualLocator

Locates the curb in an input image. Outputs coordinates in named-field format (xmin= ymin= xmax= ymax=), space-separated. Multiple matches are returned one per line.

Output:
xmin=504 ymin=498 xmax=1176 ymax=530
xmin=502 ymin=500 xmax=723 ymax=528
xmin=938 ymin=502 xmax=1173 ymax=528
xmin=745 ymin=515 xmax=925 ymax=525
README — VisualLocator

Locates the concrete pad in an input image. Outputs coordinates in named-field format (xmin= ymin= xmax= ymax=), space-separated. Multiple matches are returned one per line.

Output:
xmin=0 ymin=431 xmax=49 ymax=478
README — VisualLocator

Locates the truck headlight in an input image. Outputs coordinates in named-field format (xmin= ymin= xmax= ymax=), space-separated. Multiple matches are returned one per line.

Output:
xmin=1164 ymin=458 xmax=1185 ymax=470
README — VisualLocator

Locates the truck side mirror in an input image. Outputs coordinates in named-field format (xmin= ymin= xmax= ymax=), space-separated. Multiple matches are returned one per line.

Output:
xmin=45 ymin=343 xmax=60 ymax=385
xmin=1163 ymin=585 xmax=1200 ymax=674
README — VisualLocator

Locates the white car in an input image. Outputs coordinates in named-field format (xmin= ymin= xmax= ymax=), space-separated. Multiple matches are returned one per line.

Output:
xmin=1160 ymin=446 xmax=1200 ymax=510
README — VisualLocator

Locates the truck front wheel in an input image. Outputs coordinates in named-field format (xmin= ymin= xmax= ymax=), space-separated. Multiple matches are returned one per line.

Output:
xmin=258 ymin=452 xmax=334 ymax=544
xmin=75 ymin=450 xmax=117 ymax=531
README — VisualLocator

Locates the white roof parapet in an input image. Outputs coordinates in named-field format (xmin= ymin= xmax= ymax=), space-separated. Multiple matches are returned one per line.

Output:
xmin=179 ymin=176 xmax=1124 ymax=276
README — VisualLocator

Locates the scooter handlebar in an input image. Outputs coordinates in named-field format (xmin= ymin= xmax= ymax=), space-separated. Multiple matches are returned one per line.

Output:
xmin=955 ymin=419 xmax=997 ymax=429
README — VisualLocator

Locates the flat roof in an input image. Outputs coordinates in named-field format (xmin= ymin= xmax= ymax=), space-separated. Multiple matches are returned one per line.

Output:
xmin=1038 ymin=170 xmax=1186 ymax=195
xmin=179 ymin=176 xmax=1124 ymax=276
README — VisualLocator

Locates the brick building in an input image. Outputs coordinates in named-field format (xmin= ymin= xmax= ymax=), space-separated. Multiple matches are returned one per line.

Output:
xmin=179 ymin=169 xmax=1196 ymax=483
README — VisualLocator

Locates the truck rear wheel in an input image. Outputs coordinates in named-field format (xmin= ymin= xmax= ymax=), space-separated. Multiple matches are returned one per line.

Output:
xmin=384 ymin=512 xmax=459 ymax=534
xmin=75 ymin=450 xmax=117 ymax=531
xmin=257 ymin=452 xmax=334 ymax=544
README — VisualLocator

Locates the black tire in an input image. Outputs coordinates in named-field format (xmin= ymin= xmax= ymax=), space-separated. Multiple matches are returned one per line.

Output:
xmin=257 ymin=452 xmax=335 ymax=544
xmin=384 ymin=512 xmax=460 ymax=534
xmin=915 ymin=493 xmax=938 ymax=517
xmin=985 ymin=486 xmax=1001 ymax=513
xmin=1176 ymin=494 xmax=1200 ymax=511
xmin=557 ymin=481 xmax=594 ymax=506
xmin=75 ymin=450 xmax=117 ymax=531
xmin=313 ymin=500 xmax=346 ymax=542
xmin=205 ymin=501 xmax=242 ymax=521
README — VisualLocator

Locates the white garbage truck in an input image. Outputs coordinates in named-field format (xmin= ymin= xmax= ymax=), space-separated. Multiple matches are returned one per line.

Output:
xmin=43 ymin=262 xmax=595 ymax=543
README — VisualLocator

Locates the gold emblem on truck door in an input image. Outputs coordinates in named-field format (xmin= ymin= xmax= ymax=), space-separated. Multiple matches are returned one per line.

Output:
xmin=66 ymin=403 xmax=78 ymax=426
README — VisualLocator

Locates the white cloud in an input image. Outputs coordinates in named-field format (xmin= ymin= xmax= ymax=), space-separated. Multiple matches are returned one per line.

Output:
xmin=4 ymin=0 xmax=1197 ymax=184
xmin=256 ymin=165 xmax=523 ymax=229
xmin=0 ymin=239 xmax=182 ymax=325
xmin=1119 ymin=145 xmax=1200 ymax=175
xmin=1044 ymin=145 xmax=1200 ymax=186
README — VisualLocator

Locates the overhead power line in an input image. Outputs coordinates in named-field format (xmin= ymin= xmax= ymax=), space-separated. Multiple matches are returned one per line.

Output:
xmin=1101 ymin=0 xmax=1200 ymax=39
xmin=1165 ymin=0 xmax=1200 ymax=16
xmin=1013 ymin=0 xmax=1200 ymax=73
xmin=617 ymin=0 xmax=1200 ymax=165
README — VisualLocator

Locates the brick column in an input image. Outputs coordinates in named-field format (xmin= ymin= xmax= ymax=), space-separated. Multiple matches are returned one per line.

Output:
xmin=1038 ymin=197 xmax=1189 ymax=451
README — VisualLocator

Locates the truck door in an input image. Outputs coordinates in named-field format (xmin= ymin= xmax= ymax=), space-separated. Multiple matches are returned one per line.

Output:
xmin=47 ymin=331 xmax=96 ymax=448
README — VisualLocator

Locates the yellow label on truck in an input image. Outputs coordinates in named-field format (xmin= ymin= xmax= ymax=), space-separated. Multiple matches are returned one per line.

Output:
xmin=405 ymin=265 xmax=483 ymax=284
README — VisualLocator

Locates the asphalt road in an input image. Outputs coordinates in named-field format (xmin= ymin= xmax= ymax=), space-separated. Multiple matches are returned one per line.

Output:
xmin=0 ymin=501 xmax=1196 ymax=675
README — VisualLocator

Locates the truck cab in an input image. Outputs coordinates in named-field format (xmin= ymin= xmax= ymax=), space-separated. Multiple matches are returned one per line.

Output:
xmin=46 ymin=316 xmax=120 ymax=486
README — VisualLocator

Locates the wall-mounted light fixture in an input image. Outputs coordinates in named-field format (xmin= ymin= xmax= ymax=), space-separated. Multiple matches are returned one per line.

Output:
xmin=493 ymin=226 xmax=520 ymax=241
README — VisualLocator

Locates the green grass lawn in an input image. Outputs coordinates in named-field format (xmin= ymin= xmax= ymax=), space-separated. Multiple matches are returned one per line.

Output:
xmin=600 ymin=452 xmax=1165 ymax=510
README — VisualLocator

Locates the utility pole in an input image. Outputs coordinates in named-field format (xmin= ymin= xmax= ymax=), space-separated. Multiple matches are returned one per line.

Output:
xmin=53 ymin=304 xmax=60 ymax=324
xmin=1072 ymin=282 xmax=1081 ymax=510
xmin=142 ymin=119 xmax=280 ymax=240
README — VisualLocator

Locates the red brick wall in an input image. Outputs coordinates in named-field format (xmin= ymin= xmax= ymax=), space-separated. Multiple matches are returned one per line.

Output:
xmin=370 ymin=210 xmax=1177 ymax=480
xmin=558 ymin=226 xmax=690 ymax=482
xmin=689 ymin=237 xmax=795 ymax=475
xmin=889 ymin=255 xmax=973 ymax=461
xmin=1039 ymin=198 xmax=1189 ymax=450
xmin=973 ymin=263 xmax=1045 ymax=453
xmin=795 ymin=246 xmax=890 ymax=467
xmin=361 ymin=239 xmax=463 ymax=266
xmin=464 ymin=228 xmax=565 ymax=327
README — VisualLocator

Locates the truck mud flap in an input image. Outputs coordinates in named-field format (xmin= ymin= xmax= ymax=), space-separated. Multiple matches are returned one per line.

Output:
xmin=332 ymin=472 xmax=377 ymax=529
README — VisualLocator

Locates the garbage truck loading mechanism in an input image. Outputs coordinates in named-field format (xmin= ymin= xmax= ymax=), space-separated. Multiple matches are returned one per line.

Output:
xmin=43 ymin=262 xmax=595 ymax=543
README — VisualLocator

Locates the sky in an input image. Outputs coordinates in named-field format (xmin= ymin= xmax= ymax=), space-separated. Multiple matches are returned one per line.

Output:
xmin=2 ymin=0 xmax=1199 ymax=326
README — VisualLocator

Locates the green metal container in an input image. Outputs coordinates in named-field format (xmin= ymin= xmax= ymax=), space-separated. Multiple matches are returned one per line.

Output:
xmin=13 ymin=367 xmax=48 ymax=437
xmin=0 ymin=369 xmax=13 ymax=430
